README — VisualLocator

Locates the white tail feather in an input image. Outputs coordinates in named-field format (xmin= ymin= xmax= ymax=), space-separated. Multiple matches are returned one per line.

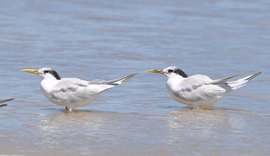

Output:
xmin=228 ymin=72 xmax=261 ymax=90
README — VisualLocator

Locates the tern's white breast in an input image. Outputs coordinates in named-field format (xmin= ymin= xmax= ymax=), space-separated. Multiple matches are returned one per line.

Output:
xmin=40 ymin=79 xmax=59 ymax=103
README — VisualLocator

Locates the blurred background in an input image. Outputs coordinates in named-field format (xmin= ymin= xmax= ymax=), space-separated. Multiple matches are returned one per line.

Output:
xmin=0 ymin=0 xmax=269 ymax=155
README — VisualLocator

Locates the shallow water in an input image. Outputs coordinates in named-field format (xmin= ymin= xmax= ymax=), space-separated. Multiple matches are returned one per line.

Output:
xmin=0 ymin=0 xmax=270 ymax=155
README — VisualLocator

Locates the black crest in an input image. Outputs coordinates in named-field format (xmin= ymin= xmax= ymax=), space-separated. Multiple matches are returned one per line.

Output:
xmin=174 ymin=69 xmax=188 ymax=78
xmin=50 ymin=70 xmax=61 ymax=80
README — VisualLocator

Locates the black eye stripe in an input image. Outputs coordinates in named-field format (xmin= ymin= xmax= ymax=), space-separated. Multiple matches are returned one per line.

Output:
xmin=43 ymin=70 xmax=61 ymax=80
xmin=51 ymin=70 xmax=61 ymax=80
xmin=167 ymin=68 xmax=188 ymax=78
xmin=174 ymin=69 xmax=188 ymax=78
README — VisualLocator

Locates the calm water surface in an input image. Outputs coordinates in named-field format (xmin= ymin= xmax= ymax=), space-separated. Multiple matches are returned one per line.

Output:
xmin=0 ymin=0 xmax=269 ymax=155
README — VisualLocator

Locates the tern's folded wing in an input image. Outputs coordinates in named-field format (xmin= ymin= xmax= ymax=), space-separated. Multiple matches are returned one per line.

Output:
xmin=0 ymin=98 xmax=14 ymax=104
xmin=178 ymin=75 xmax=226 ymax=101
xmin=49 ymin=79 xmax=100 ymax=103
xmin=209 ymin=75 xmax=239 ymax=85
xmin=88 ymin=74 xmax=136 ymax=85
xmin=180 ymin=74 xmax=212 ymax=89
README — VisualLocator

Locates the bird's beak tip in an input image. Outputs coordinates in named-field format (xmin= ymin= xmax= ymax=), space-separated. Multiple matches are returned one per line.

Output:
xmin=146 ymin=69 xmax=156 ymax=73
xmin=146 ymin=69 xmax=163 ymax=74
xmin=20 ymin=69 xmax=40 ymax=75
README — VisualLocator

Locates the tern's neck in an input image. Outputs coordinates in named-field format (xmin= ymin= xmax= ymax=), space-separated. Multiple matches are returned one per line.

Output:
xmin=166 ymin=74 xmax=185 ymax=80
xmin=167 ymin=75 xmax=185 ymax=89
xmin=40 ymin=78 xmax=59 ymax=92
xmin=40 ymin=74 xmax=60 ymax=91
xmin=42 ymin=74 xmax=60 ymax=80
xmin=43 ymin=77 xmax=58 ymax=81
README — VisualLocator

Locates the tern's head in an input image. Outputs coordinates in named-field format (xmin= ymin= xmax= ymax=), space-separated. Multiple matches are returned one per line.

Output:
xmin=146 ymin=66 xmax=188 ymax=78
xmin=21 ymin=67 xmax=61 ymax=80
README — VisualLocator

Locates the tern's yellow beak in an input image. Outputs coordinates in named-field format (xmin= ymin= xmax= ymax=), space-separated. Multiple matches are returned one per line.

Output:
xmin=146 ymin=69 xmax=165 ymax=74
xmin=21 ymin=69 xmax=41 ymax=75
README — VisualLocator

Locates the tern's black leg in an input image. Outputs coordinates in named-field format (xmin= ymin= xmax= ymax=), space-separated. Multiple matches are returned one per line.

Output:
xmin=65 ymin=106 xmax=72 ymax=112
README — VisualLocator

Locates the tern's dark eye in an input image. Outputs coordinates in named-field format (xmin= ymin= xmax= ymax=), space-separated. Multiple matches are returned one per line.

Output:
xmin=44 ymin=70 xmax=49 ymax=74
xmin=168 ymin=69 xmax=173 ymax=73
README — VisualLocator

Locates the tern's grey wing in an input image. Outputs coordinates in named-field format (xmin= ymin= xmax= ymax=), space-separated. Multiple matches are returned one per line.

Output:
xmin=177 ymin=75 xmax=226 ymax=102
xmin=50 ymin=78 xmax=110 ymax=104
xmin=88 ymin=74 xmax=136 ymax=85
xmin=0 ymin=98 xmax=13 ymax=108
xmin=0 ymin=98 xmax=14 ymax=104
xmin=49 ymin=74 xmax=136 ymax=105
xmin=210 ymin=75 xmax=239 ymax=85
xmin=0 ymin=104 xmax=7 ymax=107
xmin=88 ymin=79 xmax=107 ymax=84
xmin=180 ymin=74 xmax=212 ymax=89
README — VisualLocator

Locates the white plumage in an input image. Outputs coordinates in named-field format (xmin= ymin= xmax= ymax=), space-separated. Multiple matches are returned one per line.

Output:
xmin=22 ymin=67 xmax=136 ymax=111
xmin=147 ymin=66 xmax=261 ymax=109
